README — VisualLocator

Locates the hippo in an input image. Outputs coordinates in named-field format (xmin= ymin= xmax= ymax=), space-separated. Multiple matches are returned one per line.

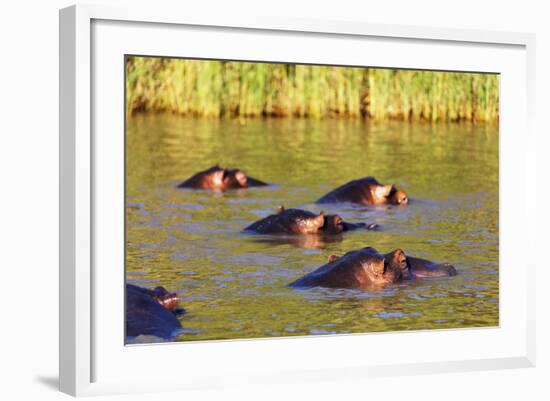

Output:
xmin=316 ymin=176 xmax=408 ymax=206
xmin=126 ymin=284 xmax=183 ymax=339
xmin=243 ymin=206 xmax=378 ymax=235
xmin=177 ymin=165 xmax=268 ymax=191
xmin=289 ymin=247 xmax=456 ymax=290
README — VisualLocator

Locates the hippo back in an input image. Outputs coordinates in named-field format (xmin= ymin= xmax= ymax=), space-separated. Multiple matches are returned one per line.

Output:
xmin=244 ymin=208 xmax=321 ymax=234
xmin=316 ymin=177 xmax=381 ymax=205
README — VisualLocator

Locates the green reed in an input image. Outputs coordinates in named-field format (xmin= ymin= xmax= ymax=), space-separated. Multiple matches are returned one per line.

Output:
xmin=126 ymin=56 xmax=499 ymax=123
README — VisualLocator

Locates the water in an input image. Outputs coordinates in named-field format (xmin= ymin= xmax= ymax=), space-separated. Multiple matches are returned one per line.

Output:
xmin=126 ymin=114 xmax=499 ymax=342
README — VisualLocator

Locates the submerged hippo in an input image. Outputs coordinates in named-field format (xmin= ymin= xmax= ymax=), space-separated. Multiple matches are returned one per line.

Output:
xmin=243 ymin=206 xmax=378 ymax=235
xmin=316 ymin=177 xmax=408 ymax=206
xmin=177 ymin=165 xmax=268 ymax=191
xmin=289 ymin=247 xmax=456 ymax=290
xmin=126 ymin=284 xmax=183 ymax=339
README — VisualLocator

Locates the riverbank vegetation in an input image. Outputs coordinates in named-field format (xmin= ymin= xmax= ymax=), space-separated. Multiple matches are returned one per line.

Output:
xmin=126 ymin=56 xmax=499 ymax=123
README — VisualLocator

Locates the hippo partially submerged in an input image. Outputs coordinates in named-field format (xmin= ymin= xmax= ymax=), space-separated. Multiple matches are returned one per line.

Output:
xmin=178 ymin=165 xmax=268 ymax=191
xmin=126 ymin=284 xmax=183 ymax=339
xmin=289 ymin=247 xmax=456 ymax=290
xmin=243 ymin=206 xmax=378 ymax=235
xmin=316 ymin=177 xmax=408 ymax=206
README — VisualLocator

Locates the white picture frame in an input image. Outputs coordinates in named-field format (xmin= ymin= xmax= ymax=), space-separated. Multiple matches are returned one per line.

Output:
xmin=59 ymin=3 xmax=536 ymax=397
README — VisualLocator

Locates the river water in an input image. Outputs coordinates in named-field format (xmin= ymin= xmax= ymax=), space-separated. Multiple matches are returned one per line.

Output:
xmin=126 ymin=114 xmax=499 ymax=342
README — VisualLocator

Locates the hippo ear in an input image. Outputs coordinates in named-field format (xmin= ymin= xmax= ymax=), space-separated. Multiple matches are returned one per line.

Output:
xmin=313 ymin=212 xmax=325 ymax=228
xmin=389 ymin=249 xmax=408 ymax=271
xmin=393 ymin=248 xmax=407 ymax=262
xmin=328 ymin=254 xmax=340 ymax=263
xmin=374 ymin=184 xmax=393 ymax=199
xmin=234 ymin=170 xmax=248 ymax=186
xmin=276 ymin=205 xmax=285 ymax=214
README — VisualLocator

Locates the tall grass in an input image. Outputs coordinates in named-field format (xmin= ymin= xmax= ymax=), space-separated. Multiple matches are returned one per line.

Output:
xmin=126 ymin=56 xmax=499 ymax=123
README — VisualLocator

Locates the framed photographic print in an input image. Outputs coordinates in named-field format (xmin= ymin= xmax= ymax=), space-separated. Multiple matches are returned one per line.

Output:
xmin=59 ymin=4 xmax=536 ymax=396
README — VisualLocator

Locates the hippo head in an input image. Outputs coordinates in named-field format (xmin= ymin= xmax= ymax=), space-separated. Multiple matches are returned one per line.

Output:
xmin=389 ymin=188 xmax=408 ymax=205
xmin=199 ymin=166 xmax=249 ymax=190
xmin=286 ymin=208 xmax=325 ymax=234
xmin=323 ymin=214 xmax=345 ymax=234
xmin=274 ymin=206 xmax=325 ymax=234
xmin=360 ymin=247 xmax=407 ymax=286
xmin=384 ymin=249 xmax=412 ymax=279
xmin=179 ymin=165 xmax=268 ymax=191
xmin=150 ymin=286 xmax=180 ymax=311
xmin=223 ymin=169 xmax=249 ymax=189
xmin=372 ymin=184 xmax=408 ymax=205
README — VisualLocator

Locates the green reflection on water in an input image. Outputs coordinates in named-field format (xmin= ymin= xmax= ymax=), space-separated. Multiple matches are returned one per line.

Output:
xmin=126 ymin=114 xmax=498 ymax=342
